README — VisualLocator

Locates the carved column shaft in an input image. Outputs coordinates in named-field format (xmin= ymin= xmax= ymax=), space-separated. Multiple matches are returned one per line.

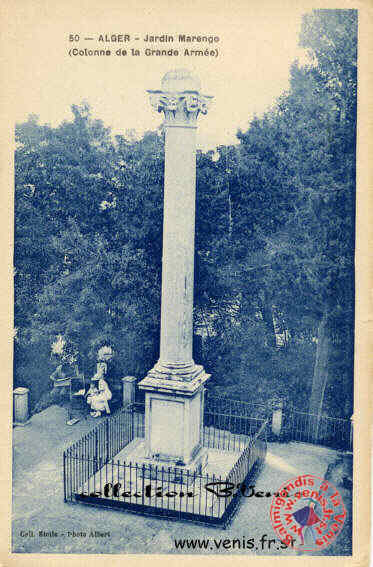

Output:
xmin=160 ymin=124 xmax=196 ymax=364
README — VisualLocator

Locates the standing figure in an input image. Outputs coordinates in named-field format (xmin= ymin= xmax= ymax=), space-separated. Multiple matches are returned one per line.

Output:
xmin=97 ymin=345 xmax=121 ymax=403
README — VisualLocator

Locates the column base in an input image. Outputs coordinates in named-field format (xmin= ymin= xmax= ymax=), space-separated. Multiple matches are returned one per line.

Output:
xmin=124 ymin=440 xmax=208 ymax=481
xmin=139 ymin=360 xmax=210 ymax=395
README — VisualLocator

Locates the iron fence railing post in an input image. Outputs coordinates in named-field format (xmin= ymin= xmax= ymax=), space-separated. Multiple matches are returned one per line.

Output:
xmin=106 ymin=418 xmax=109 ymax=462
xmin=95 ymin=428 xmax=98 ymax=472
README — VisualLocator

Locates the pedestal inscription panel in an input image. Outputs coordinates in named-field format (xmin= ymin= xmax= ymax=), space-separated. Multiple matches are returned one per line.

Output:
xmin=149 ymin=397 xmax=184 ymax=459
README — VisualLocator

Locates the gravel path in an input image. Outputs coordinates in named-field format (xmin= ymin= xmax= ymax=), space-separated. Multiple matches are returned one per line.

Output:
xmin=12 ymin=405 xmax=352 ymax=555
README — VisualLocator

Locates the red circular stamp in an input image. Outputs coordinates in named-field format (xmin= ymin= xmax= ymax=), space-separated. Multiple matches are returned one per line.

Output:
xmin=270 ymin=474 xmax=346 ymax=552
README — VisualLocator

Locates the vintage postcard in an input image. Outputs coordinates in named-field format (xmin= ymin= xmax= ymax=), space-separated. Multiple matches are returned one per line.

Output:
xmin=0 ymin=0 xmax=372 ymax=564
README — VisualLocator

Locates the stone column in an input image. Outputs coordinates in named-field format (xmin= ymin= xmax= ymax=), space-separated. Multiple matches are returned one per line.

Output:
xmin=138 ymin=69 xmax=212 ymax=470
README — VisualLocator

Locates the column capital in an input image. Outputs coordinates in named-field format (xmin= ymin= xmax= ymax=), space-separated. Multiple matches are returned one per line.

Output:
xmin=121 ymin=375 xmax=137 ymax=383
xmin=147 ymin=69 xmax=213 ymax=128
xmin=14 ymin=387 xmax=29 ymax=394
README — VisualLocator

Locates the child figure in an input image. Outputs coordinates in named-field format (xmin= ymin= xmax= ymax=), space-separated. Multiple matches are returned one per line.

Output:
xmin=85 ymin=364 xmax=112 ymax=417
xmin=86 ymin=380 xmax=99 ymax=408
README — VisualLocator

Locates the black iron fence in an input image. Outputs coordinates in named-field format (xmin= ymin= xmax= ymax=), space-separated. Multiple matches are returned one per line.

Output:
xmin=204 ymin=391 xmax=268 ymax=420
xmin=64 ymin=404 xmax=268 ymax=527
xmin=281 ymin=409 xmax=352 ymax=451
xmin=220 ymin=419 xmax=267 ymax=523
xmin=63 ymin=392 xmax=352 ymax=527
xmin=205 ymin=392 xmax=352 ymax=451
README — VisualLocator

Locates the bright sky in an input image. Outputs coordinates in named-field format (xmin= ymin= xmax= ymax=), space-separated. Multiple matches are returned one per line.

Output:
xmin=9 ymin=1 xmax=310 ymax=150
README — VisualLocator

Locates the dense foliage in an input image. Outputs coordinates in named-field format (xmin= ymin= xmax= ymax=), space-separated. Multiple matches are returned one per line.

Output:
xmin=14 ymin=10 xmax=356 ymax=418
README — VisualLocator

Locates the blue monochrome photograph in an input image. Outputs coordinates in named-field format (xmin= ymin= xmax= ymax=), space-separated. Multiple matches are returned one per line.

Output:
xmin=12 ymin=5 xmax=357 ymax=557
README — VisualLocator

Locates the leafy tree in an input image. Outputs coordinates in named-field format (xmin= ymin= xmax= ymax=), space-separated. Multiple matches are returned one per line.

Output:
xmin=15 ymin=108 xmax=165 ymax=403
xmin=14 ymin=11 xmax=356 ymax=423
xmin=195 ymin=10 xmax=356 ymax=420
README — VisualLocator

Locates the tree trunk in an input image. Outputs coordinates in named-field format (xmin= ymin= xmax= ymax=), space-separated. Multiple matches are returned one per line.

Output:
xmin=261 ymin=299 xmax=277 ymax=348
xmin=309 ymin=309 xmax=332 ymax=440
